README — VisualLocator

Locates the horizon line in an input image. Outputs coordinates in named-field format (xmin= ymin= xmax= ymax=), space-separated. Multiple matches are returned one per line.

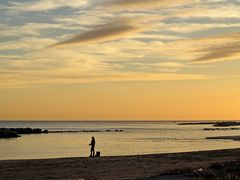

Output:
xmin=1 ymin=119 xmax=240 ymax=122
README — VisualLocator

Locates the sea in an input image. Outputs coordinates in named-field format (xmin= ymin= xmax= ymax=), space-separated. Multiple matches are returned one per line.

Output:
xmin=0 ymin=121 xmax=240 ymax=160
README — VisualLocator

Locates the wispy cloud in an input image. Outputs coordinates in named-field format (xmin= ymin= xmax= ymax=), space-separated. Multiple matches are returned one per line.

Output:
xmin=49 ymin=19 xmax=144 ymax=48
xmin=0 ymin=23 xmax=66 ymax=37
xmin=194 ymin=33 xmax=240 ymax=63
xmin=1 ymin=0 xmax=240 ymax=89
xmin=7 ymin=0 xmax=88 ymax=12
xmin=97 ymin=0 xmax=193 ymax=9
xmin=0 ymin=70 xmax=208 ymax=88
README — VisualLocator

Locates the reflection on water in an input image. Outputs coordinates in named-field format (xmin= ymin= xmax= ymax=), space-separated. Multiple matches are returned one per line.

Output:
xmin=0 ymin=121 xmax=239 ymax=160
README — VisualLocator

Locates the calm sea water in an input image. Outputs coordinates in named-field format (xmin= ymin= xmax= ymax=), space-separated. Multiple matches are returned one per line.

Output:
xmin=0 ymin=121 xmax=240 ymax=160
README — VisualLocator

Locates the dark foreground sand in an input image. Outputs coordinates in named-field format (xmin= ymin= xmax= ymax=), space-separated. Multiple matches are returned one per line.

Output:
xmin=0 ymin=148 xmax=240 ymax=180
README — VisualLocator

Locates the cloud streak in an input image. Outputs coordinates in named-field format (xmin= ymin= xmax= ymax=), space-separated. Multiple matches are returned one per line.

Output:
xmin=193 ymin=33 xmax=240 ymax=63
xmin=49 ymin=19 xmax=143 ymax=48
xmin=0 ymin=71 xmax=208 ymax=88
xmin=98 ymin=0 xmax=193 ymax=9
xmin=8 ymin=0 xmax=88 ymax=12
xmin=195 ymin=42 xmax=240 ymax=63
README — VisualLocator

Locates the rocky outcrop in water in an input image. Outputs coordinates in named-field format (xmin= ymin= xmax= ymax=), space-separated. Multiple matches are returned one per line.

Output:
xmin=0 ymin=129 xmax=20 ymax=138
xmin=213 ymin=121 xmax=240 ymax=127
xmin=0 ymin=128 xmax=48 ymax=138
xmin=203 ymin=128 xmax=240 ymax=130
xmin=206 ymin=136 xmax=240 ymax=141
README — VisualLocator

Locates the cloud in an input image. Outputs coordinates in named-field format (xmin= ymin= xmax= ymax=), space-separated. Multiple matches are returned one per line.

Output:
xmin=0 ymin=37 xmax=57 ymax=51
xmin=191 ymin=32 xmax=240 ymax=63
xmin=49 ymin=19 xmax=144 ymax=48
xmin=126 ymin=61 xmax=186 ymax=72
xmin=158 ymin=22 xmax=240 ymax=33
xmin=105 ymin=31 xmax=240 ymax=64
xmin=0 ymin=71 xmax=208 ymax=88
xmin=7 ymin=0 xmax=88 ymax=12
xmin=0 ymin=23 xmax=66 ymax=37
xmin=2 ymin=0 xmax=240 ymax=90
xmin=194 ymin=42 xmax=240 ymax=63
xmin=168 ymin=3 xmax=240 ymax=19
xmin=97 ymin=0 xmax=193 ymax=9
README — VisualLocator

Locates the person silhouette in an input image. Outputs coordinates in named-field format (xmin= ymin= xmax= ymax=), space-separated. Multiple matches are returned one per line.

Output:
xmin=89 ymin=136 xmax=95 ymax=157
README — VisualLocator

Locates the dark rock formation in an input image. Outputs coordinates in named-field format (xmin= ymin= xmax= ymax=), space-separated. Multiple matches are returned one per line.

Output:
xmin=0 ymin=128 xmax=48 ymax=138
xmin=178 ymin=122 xmax=215 ymax=125
xmin=0 ymin=128 xmax=21 ymax=138
xmin=213 ymin=121 xmax=240 ymax=127
xmin=203 ymin=128 xmax=240 ymax=130
xmin=206 ymin=136 xmax=240 ymax=141
xmin=8 ymin=128 xmax=48 ymax=134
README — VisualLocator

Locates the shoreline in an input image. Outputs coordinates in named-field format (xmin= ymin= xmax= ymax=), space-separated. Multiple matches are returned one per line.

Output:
xmin=1 ymin=148 xmax=240 ymax=180
xmin=1 ymin=147 xmax=240 ymax=161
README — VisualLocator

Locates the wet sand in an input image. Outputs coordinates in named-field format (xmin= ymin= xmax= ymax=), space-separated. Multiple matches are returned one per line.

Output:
xmin=0 ymin=148 xmax=240 ymax=180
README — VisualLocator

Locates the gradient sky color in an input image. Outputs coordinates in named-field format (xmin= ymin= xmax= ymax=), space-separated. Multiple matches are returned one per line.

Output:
xmin=0 ymin=0 xmax=240 ymax=120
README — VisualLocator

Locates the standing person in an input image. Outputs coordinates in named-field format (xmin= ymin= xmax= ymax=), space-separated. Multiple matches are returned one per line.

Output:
xmin=89 ymin=136 xmax=95 ymax=157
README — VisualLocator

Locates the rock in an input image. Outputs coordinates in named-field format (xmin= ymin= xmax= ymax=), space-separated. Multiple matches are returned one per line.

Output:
xmin=213 ymin=121 xmax=240 ymax=127
xmin=0 ymin=128 xmax=49 ymax=138
xmin=43 ymin=130 xmax=49 ymax=133
xmin=0 ymin=128 xmax=21 ymax=138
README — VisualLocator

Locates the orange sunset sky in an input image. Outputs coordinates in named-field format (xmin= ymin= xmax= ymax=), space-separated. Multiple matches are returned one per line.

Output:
xmin=0 ymin=0 xmax=240 ymax=120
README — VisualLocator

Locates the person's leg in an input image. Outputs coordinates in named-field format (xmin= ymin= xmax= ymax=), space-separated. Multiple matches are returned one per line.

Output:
xmin=90 ymin=147 xmax=94 ymax=157
xmin=90 ymin=148 xmax=92 ymax=157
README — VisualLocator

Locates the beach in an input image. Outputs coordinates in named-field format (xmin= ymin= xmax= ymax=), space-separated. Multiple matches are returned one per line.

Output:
xmin=1 ymin=0 xmax=240 ymax=179
xmin=0 ymin=148 xmax=239 ymax=180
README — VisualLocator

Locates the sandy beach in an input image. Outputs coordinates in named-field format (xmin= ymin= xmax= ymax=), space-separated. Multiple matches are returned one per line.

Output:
xmin=0 ymin=148 xmax=239 ymax=180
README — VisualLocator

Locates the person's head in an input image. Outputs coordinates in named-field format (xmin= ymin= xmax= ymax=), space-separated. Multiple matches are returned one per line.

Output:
xmin=92 ymin=136 xmax=95 ymax=140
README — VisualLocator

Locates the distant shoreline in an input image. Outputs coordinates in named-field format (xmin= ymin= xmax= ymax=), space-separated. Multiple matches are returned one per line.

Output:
xmin=178 ymin=121 xmax=240 ymax=127
xmin=1 ymin=148 xmax=240 ymax=180
xmin=207 ymin=136 xmax=240 ymax=141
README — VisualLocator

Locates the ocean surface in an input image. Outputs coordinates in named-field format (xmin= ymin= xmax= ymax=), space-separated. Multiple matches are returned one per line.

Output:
xmin=0 ymin=121 xmax=240 ymax=160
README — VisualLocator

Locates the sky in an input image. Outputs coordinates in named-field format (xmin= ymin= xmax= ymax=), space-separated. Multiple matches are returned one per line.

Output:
xmin=0 ymin=0 xmax=240 ymax=120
